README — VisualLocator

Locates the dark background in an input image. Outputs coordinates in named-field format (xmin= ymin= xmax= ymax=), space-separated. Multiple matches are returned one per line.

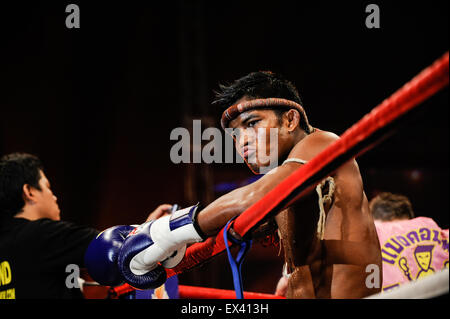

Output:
xmin=0 ymin=1 xmax=448 ymax=293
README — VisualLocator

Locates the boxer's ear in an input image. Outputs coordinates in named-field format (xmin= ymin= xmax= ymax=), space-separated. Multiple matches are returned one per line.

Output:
xmin=284 ymin=109 xmax=301 ymax=133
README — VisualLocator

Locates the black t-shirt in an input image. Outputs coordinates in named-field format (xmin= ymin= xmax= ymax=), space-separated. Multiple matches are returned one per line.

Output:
xmin=0 ymin=217 xmax=99 ymax=299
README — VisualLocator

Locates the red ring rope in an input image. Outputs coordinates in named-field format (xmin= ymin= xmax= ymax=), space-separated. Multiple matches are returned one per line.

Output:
xmin=113 ymin=52 xmax=449 ymax=297
xmin=178 ymin=285 xmax=285 ymax=299
xmin=108 ymin=284 xmax=284 ymax=299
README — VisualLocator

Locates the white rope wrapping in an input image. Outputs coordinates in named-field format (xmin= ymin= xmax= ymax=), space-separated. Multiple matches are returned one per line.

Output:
xmin=315 ymin=177 xmax=335 ymax=240
xmin=365 ymin=268 xmax=449 ymax=299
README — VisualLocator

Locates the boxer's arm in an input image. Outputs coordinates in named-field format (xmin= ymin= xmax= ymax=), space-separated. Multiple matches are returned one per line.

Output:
xmin=115 ymin=131 xmax=340 ymax=289
xmin=197 ymin=131 xmax=340 ymax=236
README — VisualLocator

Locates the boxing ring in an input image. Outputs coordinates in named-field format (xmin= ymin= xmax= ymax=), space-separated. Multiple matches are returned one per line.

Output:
xmin=110 ymin=52 xmax=449 ymax=299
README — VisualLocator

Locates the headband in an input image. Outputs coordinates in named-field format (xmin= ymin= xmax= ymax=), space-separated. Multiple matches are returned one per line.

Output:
xmin=220 ymin=98 xmax=312 ymax=133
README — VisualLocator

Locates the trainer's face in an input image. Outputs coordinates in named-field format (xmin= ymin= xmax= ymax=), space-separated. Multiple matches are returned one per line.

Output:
xmin=229 ymin=109 xmax=292 ymax=173
xmin=34 ymin=170 xmax=61 ymax=221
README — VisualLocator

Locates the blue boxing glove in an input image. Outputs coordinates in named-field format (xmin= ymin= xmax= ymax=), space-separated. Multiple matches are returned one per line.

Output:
xmin=118 ymin=204 xmax=205 ymax=289
xmin=117 ymin=222 xmax=168 ymax=289
xmin=84 ymin=225 xmax=136 ymax=286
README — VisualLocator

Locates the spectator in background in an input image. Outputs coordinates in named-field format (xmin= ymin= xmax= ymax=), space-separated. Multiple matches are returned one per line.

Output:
xmin=370 ymin=192 xmax=449 ymax=291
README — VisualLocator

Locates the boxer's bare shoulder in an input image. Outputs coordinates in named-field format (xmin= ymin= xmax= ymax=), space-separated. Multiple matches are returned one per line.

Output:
xmin=287 ymin=129 xmax=340 ymax=162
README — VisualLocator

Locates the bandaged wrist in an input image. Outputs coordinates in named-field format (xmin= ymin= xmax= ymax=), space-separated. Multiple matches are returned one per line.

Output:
xmin=150 ymin=204 xmax=205 ymax=248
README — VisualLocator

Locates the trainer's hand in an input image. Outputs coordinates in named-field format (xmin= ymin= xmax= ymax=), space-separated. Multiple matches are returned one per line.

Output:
xmin=118 ymin=204 xmax=205 ymax=289
xmin=146 ymin=204 xmax=172 ymax=221
xmin=84 ymin=225 xmax=135 ymax=286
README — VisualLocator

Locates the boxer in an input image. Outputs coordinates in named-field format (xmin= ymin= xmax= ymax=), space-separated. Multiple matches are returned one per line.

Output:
xmin=87 ymin=71 xmax=382 ymax=298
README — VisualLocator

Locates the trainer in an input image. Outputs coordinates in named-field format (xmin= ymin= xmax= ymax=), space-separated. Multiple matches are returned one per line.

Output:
xmin=0 ymin=153 xmax=173 ymax=299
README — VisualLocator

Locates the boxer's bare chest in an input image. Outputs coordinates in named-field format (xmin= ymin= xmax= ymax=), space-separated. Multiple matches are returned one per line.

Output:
xmin=274 ymin=196 xmax=323 ymax=270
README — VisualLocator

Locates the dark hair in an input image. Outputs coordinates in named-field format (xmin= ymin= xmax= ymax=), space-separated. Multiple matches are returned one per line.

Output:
xmin=213 ymin=71 xmax=311 ymax=132
xmin=0 ymin=153 xmax=43 ymax=219
xmin=369 ymin=192 xmax=415 ymax=221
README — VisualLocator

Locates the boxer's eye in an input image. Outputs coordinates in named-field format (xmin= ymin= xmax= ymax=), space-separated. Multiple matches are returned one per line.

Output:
xmin=247 ymin=120 xmax=260 ymax=128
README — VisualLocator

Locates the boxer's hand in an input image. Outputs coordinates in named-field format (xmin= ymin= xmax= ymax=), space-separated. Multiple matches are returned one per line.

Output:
xmin=118 ymin=204 xmax=205 ymax=289
xmin=84 ymin=225 xmax=135 ymax=286
xmin=275 ymin=276 xmax=288 ymax=297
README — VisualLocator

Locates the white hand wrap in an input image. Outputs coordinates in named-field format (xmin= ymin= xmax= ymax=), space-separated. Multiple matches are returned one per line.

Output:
xmin=129 ymin=204 xmax=204 ymax=275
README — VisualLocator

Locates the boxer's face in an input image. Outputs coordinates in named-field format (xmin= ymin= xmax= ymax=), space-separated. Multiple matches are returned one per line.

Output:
xmin=229 ymin=108 xmax=295 ymax=172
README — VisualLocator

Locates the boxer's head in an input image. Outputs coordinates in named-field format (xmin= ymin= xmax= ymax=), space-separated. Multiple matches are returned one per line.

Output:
xmin=0 ymin=153 xmax=60 ymax=221
xmin=214 ymin=71 xmax=311 ymax=173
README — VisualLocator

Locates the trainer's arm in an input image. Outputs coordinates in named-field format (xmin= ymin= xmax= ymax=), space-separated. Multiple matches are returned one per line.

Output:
xmin=197 ymin=131 xmax=339 ymax=236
